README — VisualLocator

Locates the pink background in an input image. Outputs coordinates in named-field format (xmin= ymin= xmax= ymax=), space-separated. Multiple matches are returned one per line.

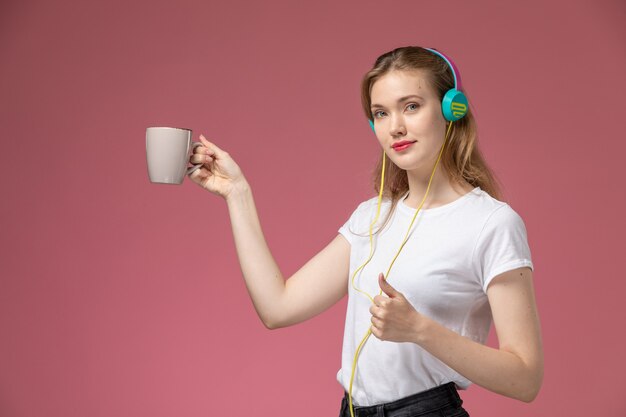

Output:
xmin=1 ymin=0 xmax=624 ymax=415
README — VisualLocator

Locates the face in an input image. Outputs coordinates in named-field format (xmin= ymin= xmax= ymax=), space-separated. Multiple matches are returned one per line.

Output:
xmin=370 ymin=70 xmax=447 ymax=174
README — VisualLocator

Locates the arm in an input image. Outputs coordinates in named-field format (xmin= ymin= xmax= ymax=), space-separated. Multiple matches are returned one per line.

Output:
xmin=226 ymin=182 xmax=350 ymax=329
xmin=189 ymin=138 xmax=351 ymax=330
xmin=411 ymin=267 xmax=544 ymax=402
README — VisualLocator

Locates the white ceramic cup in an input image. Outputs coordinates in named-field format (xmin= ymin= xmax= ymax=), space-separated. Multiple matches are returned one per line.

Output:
xmin=146 ymin=127 xmax=203 ymax=184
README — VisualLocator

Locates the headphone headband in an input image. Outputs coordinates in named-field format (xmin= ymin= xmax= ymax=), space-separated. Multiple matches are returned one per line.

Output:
xmin=423 ymin=47 xmax=469 ymax=122
xmin=424 ymin=47 xmax=463 ymax=92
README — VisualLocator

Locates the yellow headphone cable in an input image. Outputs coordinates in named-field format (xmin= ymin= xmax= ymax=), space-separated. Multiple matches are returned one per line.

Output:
xmin=347 ymin=121 xmax=454 ymax=417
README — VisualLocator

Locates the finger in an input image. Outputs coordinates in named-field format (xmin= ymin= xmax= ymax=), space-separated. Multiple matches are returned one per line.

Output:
xmin=199 ymin=134 xmax=227 ymax=158
xmin=370 ymin=324 xmax=381 ymax=339
xmin=191 ymin=144 xmax=214 ymax=158
xmin=190 ymin=152 xmax=213 ymax=164
xmin=379 ymin=273 xmax=399 ymax=298
xmin=369 ymin=308 xmax=382 ymax=320
xmin=373 ymin=295 xmax=384 ymax=307
xmin=189 ymin=165 xmax=209 ymax=180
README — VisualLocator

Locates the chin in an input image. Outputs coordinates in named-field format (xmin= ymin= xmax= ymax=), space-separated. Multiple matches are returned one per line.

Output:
xmin=387 ymin=155 xmax=422 ymax=171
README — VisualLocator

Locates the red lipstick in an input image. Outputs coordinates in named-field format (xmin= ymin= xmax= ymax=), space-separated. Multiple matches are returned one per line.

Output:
xmin=392 ymin=140 xmax=416 ymax=151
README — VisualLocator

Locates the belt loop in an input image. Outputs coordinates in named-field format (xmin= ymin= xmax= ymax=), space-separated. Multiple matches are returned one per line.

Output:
xmin=448 ymin=381 xmax=456 ymax=395
xmin=447 ymin=382 xmax=462 ymax=407
xmin=376 ymin=404 xmax=385 ymax=416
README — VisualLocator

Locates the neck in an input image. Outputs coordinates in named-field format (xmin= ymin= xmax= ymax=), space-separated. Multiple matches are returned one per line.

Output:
xmin=403 ymin=168 xmax=472 ymax=210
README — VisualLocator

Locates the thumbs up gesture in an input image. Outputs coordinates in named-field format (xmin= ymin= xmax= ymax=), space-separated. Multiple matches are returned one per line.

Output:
xmin=369 ymin=273 xmax=423 ymax=343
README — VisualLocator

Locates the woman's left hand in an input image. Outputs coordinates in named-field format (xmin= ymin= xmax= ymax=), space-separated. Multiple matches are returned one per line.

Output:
xmin=369 ymin=273 xmax=422 ymax=343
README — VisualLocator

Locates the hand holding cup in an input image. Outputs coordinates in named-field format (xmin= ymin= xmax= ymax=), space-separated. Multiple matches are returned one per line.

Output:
xmin=188 ymin=135 xmax=247 ymax=199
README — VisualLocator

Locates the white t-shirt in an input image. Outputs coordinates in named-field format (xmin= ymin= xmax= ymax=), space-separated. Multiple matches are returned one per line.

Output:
xmin=336 ymin=186 xmax=534 ymax=406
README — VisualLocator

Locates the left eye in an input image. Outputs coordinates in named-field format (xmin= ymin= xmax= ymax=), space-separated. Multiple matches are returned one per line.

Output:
xmin=407 ymin=103 xmax=419 ymax=111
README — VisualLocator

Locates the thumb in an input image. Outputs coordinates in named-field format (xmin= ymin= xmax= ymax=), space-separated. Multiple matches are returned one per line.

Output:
xmin=199 ymin=134 xmax=226 ymax=158
xmin=378 ymin=273 xmax=400 ymax=298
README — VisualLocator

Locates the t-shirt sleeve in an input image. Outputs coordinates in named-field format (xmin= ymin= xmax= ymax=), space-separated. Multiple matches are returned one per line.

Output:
xmin=473 ymin=204 xmax=534 ymax=292
xmin=338 ymin=201 xmax=369 ymax=246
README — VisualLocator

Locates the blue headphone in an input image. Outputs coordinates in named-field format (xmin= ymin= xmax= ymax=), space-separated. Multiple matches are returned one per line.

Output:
xmin=368 ymin=47 xmax=468 ymax=132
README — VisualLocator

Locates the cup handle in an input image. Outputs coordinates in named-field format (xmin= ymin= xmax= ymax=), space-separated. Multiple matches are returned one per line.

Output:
xmin=186 ymin=142 xmax=204 ymax=175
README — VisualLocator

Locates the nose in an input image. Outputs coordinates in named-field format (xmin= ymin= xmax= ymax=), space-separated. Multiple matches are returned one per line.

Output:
xmin=390 ymin=115 xmax=407 ymax=137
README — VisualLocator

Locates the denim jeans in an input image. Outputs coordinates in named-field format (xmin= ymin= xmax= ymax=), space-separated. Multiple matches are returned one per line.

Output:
xmin=338 ymin=382 xmax=470 ymax=417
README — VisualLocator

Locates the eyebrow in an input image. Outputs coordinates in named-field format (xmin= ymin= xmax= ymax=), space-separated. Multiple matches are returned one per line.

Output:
xmin=371 ymin=95 xmax=424 ymax=109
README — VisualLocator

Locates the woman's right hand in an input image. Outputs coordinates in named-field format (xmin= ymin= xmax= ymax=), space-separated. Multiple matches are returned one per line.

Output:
xmin=188 ymin=134 xmax=247 ymax=199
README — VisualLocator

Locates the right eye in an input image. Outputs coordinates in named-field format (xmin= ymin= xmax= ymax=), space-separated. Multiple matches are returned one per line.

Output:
xmin=373 ymin=110 xmax=386 ymax=118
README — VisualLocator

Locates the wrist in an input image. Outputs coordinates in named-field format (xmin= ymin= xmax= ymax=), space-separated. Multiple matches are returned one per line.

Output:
xmin=412 ymin=312 xmax=432 ymax=346
xmin=225 ymin=179 xmax=251 ymax=203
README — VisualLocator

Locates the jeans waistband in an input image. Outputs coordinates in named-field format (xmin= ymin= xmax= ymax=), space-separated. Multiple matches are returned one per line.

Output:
xmin=341 ymin=382 xmax=462 ymax=417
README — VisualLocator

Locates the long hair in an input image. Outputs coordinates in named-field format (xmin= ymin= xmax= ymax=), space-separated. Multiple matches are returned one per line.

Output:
xmin=359 ymin=46 xmax=504 ymax=235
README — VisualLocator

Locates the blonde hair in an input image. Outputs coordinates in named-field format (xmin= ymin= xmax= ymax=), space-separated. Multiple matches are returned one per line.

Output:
xmin=359 ymin=46 xmax=504 ymax=234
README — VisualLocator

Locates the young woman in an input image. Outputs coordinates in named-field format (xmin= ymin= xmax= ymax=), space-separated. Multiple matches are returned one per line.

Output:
xmin=188 ymin=46 xmax=543 ymax=417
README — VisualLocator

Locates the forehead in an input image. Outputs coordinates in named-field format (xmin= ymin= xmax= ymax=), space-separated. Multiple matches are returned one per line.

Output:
xmin=370 ymin=70 xmax=436 ymax=103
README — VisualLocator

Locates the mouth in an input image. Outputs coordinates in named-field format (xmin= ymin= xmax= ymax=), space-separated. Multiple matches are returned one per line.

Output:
xmin=392 ymin=140 xmax=417 ymax=151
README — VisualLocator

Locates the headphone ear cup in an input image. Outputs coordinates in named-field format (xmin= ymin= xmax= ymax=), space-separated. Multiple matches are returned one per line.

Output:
xmin=442 ymin=89 xmax=468 ymax=121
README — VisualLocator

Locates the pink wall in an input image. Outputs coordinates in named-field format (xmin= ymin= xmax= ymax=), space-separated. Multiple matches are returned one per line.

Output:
xmin=1 ymin=0 xmax=624 ymax=415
